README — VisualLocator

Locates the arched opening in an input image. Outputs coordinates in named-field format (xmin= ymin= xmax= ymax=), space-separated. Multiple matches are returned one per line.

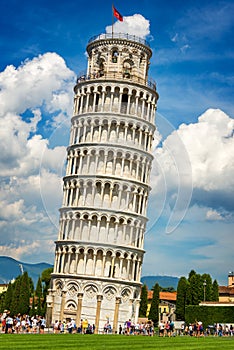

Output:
xmin=112 ymin=49 xmax=119 ymax=63
xmin=123 ymin=59 xmax=134 ymax=79
xmin=95 ymin=250 xmax=103 ymax=276
xmin=98 ymin=58 xmax=105 ymax=77
xmin=121 ymin=89 xmax=128 ymax=114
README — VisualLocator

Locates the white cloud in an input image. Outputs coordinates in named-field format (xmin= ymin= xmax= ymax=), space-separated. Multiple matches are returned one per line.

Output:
xmin=171 ymin=33 xmax=179 ymax=43
xmin=0 ymin=53 xmax=75 ymax=117
xmin=152 ymin=108 xmax=234 ymax=217
xmin=106 ymin=14 xmax=150 ymax=39
xmin=178 ymin=109 xmax=234 ymax=193
xmin=0 ymin=52 xmax=73 ymax=262
xmin=206 ymin=209 xmax=224 ymax=221
xmin=180 ymin=44 xmax=191 ymax=53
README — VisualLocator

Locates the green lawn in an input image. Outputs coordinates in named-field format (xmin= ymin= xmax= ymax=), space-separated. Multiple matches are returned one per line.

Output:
xmin=0 ymin=334 xmax=234 ymax=350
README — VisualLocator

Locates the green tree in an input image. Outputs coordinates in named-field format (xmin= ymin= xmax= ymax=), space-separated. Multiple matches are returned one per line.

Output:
xmin=28 ymin=277 xmax=34 ymax=295
xmin=212 ymin=279 xmax=219 ymax=301
xmin=0 ymin=291 xmax=6 ymax=312
xmin=41 ymin=267 xmax=53 ymax=315
xmin=186 ymin=281 xmax=192 ymax=305
xmin=4 ymin=282 xmax=13 ymax=311
xmin=18 ymin=272 xmax=30 ymax=315
xmin=188 ymin=272 xmax=204 ymax=305
xmin=35 ymin=276 xmax=43 ymax=315
xmin=188 ymin=270 xmax=196 ymax=281
xmin=189 ymin=274 xmax=200 ymax=305
xmin=176 ymin=277 xmax=188 ymax=320
xmin=148 ymin=283 xmax=160 ymax=325
xmin=35 ymin=277 xmax=42 ymax=296
xmin=139 ymin=284 xmax=148 ymax=317
xmin=10 ymin=276 xmax=21 ymax=315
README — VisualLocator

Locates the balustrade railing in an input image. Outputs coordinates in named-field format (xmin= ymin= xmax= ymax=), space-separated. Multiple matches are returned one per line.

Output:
xmin=88 ymin=33 xmax=151 ymax=48
xmin=76 ymin=72 xmax=156 ymax=91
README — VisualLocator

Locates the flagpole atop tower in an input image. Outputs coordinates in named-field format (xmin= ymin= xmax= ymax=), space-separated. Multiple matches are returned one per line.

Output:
xmin=112 ymin=4 xmax=123 ymax=38
xmin=112 ymin=4 xmax=114 ymax=37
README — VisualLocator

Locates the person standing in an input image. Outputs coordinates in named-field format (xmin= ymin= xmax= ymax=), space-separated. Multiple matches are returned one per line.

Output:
xmin=6 ymin=314 xmax=13 ymax=334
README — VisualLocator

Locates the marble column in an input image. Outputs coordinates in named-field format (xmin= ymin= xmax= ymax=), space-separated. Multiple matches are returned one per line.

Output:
xmin=60 ymin=290 xmax=67 ymax=321
xmin=76 ymin=293 xmax=83 ymax=329
xmin=94 ymin=295 xmax=103 ymax=334
xmin=113 ymin=297 xmax=121 ymax=333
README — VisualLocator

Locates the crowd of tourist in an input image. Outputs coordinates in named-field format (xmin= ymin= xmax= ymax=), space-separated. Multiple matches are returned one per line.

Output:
xmin=1 ymin=310 xmax=233 ymax=337
xmin=178 ymin=322 xmax=234 ymax=337
xmin=53 ymin=318 xmax=94 ymax=334
xmin=0 ymin=310 xmax=46 ymax=334
xmin=52 ymin=319 xmax=154 ymax=335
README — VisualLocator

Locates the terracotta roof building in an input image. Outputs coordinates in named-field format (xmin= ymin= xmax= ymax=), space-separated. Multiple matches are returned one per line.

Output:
xmin=147 ymin=290 xmax=177 ymax=322
xmin=219 ymin=286 xmax=234 ymax=303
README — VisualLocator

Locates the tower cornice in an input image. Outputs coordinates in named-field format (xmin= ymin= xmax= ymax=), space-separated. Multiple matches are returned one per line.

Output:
xmin=87 ymin=32 xmax=152 ymax=56
xmin=59 ymin=206 xmax=149 ymax=222
xmin=67 ymin=142 xmax=154 ymax=160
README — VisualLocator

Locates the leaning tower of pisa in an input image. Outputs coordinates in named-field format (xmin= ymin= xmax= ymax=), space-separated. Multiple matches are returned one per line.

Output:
xmin=47 ymin=32 xmax=159 ymax=332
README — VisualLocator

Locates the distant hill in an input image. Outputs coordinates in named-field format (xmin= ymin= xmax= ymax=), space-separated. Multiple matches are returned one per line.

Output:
xmin=0 ymin=256 xmax=178 ymax=291
xmin=141 ymin=275 xmax=179 ymax=290
xmin=0 ymin=256 xmax=53 ymax=287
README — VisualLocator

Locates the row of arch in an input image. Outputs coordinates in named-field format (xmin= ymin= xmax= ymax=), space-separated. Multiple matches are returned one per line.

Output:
xmin=55 ymin=279 xmax=135 ymax=302
xmin=62 ymin=178 xmax=149 ymax=217
xmin=73 ymin=84 xmax=157 ymax=124
xmin=69 ymin=115 xmax=154 ymax=153
xmin=54 ymin=245 xmax=144 ymax=282
xmin=58 ymin=210 xmax=146 ymax=249
xmin=66 ymin=146 xmax=152 ymax=183
xmin=56 ymin=279 xmax=139 ymax=299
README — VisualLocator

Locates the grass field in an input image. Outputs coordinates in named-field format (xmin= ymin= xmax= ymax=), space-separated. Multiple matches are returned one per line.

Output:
xmin=0 ymin=334 xmax=234 ymax=350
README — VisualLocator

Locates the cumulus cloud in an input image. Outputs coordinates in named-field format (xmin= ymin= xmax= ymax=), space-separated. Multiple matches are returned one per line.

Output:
xmin=0 ymin=52 xmax=73 ymax=262
xmin=179 ymin=109 xmax=234 ymax=193
xmin=151 ymin=108 xmax=234 ymax=230
xmin=206 ymin=209 xmax=224 ymax=221
xmin=106 ymin=14 xmax=150 ymax=39
xmin=0 ymin=53 xmax=75 ymax=117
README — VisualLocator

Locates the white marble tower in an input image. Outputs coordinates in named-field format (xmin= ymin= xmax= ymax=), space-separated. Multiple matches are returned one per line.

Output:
xmin=47 ymin=33 xmax=158 ymax=332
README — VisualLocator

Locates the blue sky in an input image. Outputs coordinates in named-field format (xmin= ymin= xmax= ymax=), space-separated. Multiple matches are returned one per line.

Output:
xmin=0 ymin=0 xmax=233 ymax=285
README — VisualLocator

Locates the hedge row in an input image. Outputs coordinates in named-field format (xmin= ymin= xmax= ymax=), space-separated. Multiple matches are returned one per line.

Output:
xmin=185 ymin=306 xmax=234 ymax=328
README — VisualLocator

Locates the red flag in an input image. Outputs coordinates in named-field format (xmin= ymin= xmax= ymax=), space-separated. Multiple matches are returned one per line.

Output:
xmin=113 ymin=6 xmax=123 ymax=22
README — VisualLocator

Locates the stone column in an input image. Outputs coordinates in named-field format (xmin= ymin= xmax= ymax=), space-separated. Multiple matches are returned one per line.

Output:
xmin=101 ymin=91 xmax=105 ymax=112
xmin=66 ymin=155 xmax=71 ymax=175
xmin=76 ymin=122 xmax=81 ymax=143
xmin=109 ymin=90 xmax=114 ymax=112
xmin=60 ymin=290 xmax=67 ymax=322
xmin=113 ymin=297 xmax=121 ymax=333
xmin=85 ymin=92 xmax=90 ymax=112
xmin=94 ymin=295 xmax=103 ymax=334
xmin=134 ymin=299 xmax=141 ymax=324
xmin=92 ymin=92 xmax=97 ymax=112
xmin=46 ymin=291 xmax=54 ymax=327
xmin=79 ymin=94 xmax=84 ymax=114
xmin=76 ymin=293 xmax=83 ymax=329
xmin=146 ymin=97 xmax=151 ymax=121
xmin=135 ymin=93 xmax=139 ymax=116
xmin=141 ymin=98 xmax=146 ymax=119
xmin=118 ymin=92 xmax=123 ymax=113
xmin=126 ymin=94 xmax=131 ymax=114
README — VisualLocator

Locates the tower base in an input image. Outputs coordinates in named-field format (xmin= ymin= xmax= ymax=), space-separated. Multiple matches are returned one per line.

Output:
xmin=47 ymin=275 xmax=141 ymax=333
